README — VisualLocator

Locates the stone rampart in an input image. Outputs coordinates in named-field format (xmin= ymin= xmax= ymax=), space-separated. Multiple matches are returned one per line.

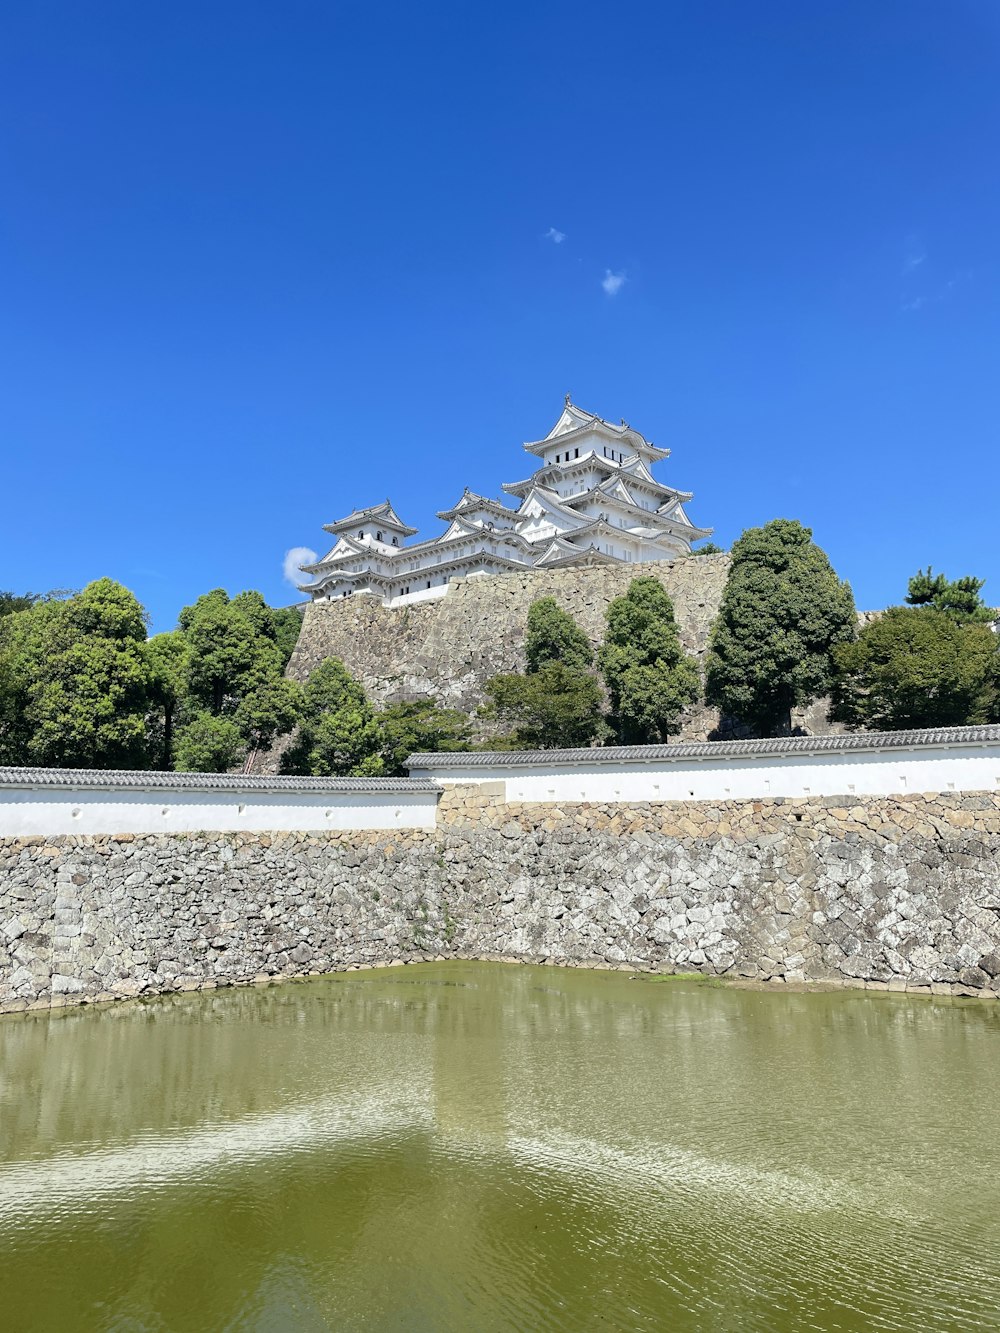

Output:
xmin=3 ymin=787 xmax=999 ymax=1012
xmin=288 ymin=555 xmax=734 ymax=742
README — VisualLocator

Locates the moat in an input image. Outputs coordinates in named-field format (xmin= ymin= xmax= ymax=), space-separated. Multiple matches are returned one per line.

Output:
xmin=2 ymin=963 xmax=999 ymax=1332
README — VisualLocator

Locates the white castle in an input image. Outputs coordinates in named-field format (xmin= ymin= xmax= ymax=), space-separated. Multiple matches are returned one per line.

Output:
xmin=298 ymin=398 xmax=712 ymax=607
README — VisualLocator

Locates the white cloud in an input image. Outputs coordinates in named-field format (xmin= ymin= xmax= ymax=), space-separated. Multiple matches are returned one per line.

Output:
xmin=545 ymin=227 xmax=566 ymax=244
xmin=283 ymin=547 xmax=318 ymax=586
xmin=602 ymin=269 xmax=626 ymax=296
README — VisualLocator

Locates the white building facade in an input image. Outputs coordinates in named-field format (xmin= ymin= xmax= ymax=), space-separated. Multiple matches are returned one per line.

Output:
xmin=298 ymin=399 xmax=712 ymax=607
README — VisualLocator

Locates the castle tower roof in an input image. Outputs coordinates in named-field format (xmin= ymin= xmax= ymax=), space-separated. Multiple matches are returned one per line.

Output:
xmin=323 ymin=500 xmax=417 ymax=538
xmin=522 ymin=398 xmax=671 ymax=463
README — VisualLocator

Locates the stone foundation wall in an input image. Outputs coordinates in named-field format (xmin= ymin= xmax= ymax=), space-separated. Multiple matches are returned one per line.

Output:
xmin=287 ymin=555 xmax=734 ymax=744
xmin=3 ymin=788 xmax=999 ymax=1012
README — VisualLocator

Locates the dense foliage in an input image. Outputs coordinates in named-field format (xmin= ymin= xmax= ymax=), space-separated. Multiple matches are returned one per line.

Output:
xmin=830 ymin=566 xmax=999 ymax=731
xmin=704 ymin=520 xmax=857 ymax=735
xmin=281 ymin=656 xmax=385 ymax=776
xmin=598 ymin=577 xmax=699 ymax=743
xmin=0 ymin=580 xmax=152 ymax=769
xmin=522 ymin=597 xmax=594 ymax=673
xmin=154 ymin=588 xmax=303 ymax=772
xmin=377 ymin=699 xmax=472 ymax=776
xmin=905 ymin=567 xmax=995 ymax=625
xmin=482 ymin=597 xmax=605 ymax=748
xmin=483 ymin=664 xmax=605 ymax=750
xmin=0 ymin=581 xmax=302 ymax=772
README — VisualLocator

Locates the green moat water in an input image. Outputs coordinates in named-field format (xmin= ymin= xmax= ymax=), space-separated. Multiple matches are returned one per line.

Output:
xmin=2 ymin=964 xmax=999 ymax=1332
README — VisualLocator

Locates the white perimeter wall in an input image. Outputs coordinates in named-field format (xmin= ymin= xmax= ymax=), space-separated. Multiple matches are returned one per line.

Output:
xmin=413 ymin=743 xmax=1000 ymax=804
xmin=0 ymin=787 xmax=439 ymax=837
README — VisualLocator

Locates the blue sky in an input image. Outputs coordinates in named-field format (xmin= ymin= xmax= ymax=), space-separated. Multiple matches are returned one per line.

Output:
xmin=2 ymin=1 xmax=998 ymax=632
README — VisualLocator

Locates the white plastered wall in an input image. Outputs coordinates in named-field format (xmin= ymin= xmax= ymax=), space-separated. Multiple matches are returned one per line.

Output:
xmin=412 ymin=744 xmax=1000 ymax=804
xmin=0 ymin=787 xmax=439 ymax=837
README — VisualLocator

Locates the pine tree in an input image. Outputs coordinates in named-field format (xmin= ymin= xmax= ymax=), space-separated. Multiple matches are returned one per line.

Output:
xmin=905 ymin=567 xmax=994 ymax=625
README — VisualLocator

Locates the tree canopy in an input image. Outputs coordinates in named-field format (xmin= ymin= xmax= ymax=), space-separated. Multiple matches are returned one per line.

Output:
xmin=483 ymin=663 xmax=604 ymax=749
xmin=377 ymin=699 xmax=472 ymax=775
xmin=598 ymin=577 xmax=699 ymax=743
xmin=523 ymin=597 xmax=594 ymax=673
xmin=905 ymin=567 xmax=994 ymax=625
xmin=830 ymin=606 xmax=998 ymax=731
xmin=0 ymin=579 xmax=153 ymax=769
xmin=168 ymin=588 xmax=302 ymax=771
xmin=482 ymin=597 xmax=604 ymax=748
xmin=281 ymin=657 xmax=384 ymax=776
xmin=704 ymin=519 xmax=856 ymax=735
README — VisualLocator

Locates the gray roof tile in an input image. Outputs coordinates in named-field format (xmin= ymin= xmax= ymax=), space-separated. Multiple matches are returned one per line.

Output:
xmin=0 ymin=767 xmax=441 ymax=795
xmin=407 ymin=724 xmax=1000 ymax=769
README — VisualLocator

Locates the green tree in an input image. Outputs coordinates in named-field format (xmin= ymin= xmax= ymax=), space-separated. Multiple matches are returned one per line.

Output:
xmin=481 ymin=597 xmax=605 ymax=748
xmin=0 ymin=592 xmax=41 ymax=619
xmin=704 ymin=519 xmax=856 ymax=735
xmin=523 ymin=597 xmax=594 ymax=673
xmin=145 ymin=630 xmax=189 ymax=770
xmin=175 ymin=588 xmax=300 ymax=770
xmin=905 ymin=567 xmax=994 ymax=625
xmin=686 ymin=542 xmax=725 ymax=557
xmin=482 ymin=662 xmax=604 ymax=749
xmin=233 ymin=672 xmax=303 ymax=770
xmin=0 ymin=634 xmax=32 ymax=764
xmin=270 ymin=605 xmax=304 ymax=667
xmin=377 ymin=699 xmax=472 ymax=775
xmin=598 ymin=576 xmax=699 ymax=743
xmin=174 ymin=712 xmax=244 ymax=773
xmin=2 ymin=579 xmax=154 ymax=769
xmin=181 ymin=589 xmax=272 ymax=715
xmin=830 ymin=607 xmax=998 ymax=730
xmin=281 ymin=657 xmax=384 ymax=776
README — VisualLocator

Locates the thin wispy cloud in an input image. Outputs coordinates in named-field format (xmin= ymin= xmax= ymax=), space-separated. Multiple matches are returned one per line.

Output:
xmin=901 ymin=268 xmax=973 ymax=314
xmin=902 ymin=236 xmax=926 ymax=275
xmin=602 ymin=269 xmax=626 ymax=297
xmin=545 ymin=227 xmax=566 ymax=244
xmin=283 ymin=546 xmax=317 ymax=586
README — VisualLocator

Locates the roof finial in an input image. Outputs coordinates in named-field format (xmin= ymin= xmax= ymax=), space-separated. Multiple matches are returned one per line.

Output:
xmin=564 ymin=391 xmax=572 ymax=406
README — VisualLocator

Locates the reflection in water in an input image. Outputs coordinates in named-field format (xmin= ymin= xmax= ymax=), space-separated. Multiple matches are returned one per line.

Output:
xmin=2 ymin=965 xmax=1000 ymax=1332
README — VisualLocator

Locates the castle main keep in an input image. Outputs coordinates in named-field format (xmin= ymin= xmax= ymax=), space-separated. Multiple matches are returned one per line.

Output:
xmin=295 ymin=399 xmax=711 ymax=607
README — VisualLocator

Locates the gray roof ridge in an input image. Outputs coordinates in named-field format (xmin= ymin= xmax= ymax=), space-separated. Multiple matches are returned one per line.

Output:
xmin=0 ymin=768 xmax=442 ymax=794
xmin=406 ymin=724 xmax=1000 ymax=769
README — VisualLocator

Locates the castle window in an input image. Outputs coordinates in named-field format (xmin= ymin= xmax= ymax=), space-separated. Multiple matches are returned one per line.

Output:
xmin=574 ymin=448 xmax=579 ymax=458
xmin=392 ymin=536 xmax=398 ymax=546
xmin=427 ymin=580 xmax=431 ymax=589
xmin=376 ymin=531 xmax=383 ymax=541
xmin=556 ymin=453 xmax=561 ymax=463
xmin=359 ymin=530 xmax=364 ymax=538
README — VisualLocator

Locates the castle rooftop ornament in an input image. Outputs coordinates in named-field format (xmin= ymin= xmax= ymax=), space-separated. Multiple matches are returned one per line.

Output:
xmin=297 ymin=399 xmax=712 ymax=607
